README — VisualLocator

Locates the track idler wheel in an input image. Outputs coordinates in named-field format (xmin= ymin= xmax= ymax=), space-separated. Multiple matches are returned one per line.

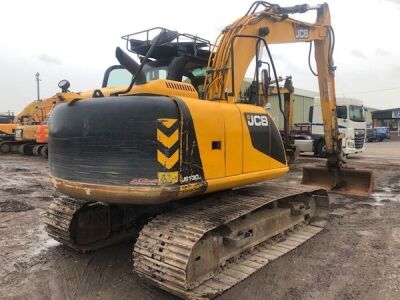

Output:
xmin=71 ymin=204 xmax=111 ymax=245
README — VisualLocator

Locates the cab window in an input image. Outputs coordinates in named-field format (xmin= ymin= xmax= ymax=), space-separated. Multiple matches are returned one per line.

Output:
xmin=336 ymin=106 xmax=347 ymax=119
xmin=104 ymin=67 xmax=133 ymax=88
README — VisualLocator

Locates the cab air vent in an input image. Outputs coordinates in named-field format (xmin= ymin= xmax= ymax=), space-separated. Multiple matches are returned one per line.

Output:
xmin=165 ymin=82 xmax=196 ymax=92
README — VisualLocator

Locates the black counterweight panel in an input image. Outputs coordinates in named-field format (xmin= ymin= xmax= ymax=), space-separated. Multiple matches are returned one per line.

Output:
xmin=49 ymin=96 xmax=179 ymax=186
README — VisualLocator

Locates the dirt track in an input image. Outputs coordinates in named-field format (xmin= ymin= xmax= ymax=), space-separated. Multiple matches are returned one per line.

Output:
xmin=1 ymin=149 xmax=400 ymax=300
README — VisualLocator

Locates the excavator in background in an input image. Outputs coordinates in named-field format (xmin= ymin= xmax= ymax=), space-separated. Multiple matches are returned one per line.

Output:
xmin=265 ymin=76 xmax=299 ymax=163
xmin=0 ymin=112 xmax=16 ymax=142
xmin=12 ymin=95 xmax=59 ymax=156
xmin=0 ymin=68 xmax=133 ymax=157
xmin=44 ymin=2 xmax=373 ymax=299
xmin=0 ymin=96 xmax=60 ymax=155
xmin=277 ymin=77 xmax=300 ymax=163
xmin=33 ymin=124 xmax=49 ymax=157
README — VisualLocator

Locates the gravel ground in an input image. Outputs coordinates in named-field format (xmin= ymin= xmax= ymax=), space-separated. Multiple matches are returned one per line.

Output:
xmin=0 ymin=141 xmax=399 ymax=300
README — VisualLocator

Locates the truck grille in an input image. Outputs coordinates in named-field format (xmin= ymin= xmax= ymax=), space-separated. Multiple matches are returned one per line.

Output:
xmin=355 ymin=131 xmax=365 ymax=149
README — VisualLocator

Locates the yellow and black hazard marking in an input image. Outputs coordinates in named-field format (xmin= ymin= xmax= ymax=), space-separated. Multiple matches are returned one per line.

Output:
xmin=157 ymin=171 xmax=179 ymax=185
xmin=157 ymin=118 xmax=179 ymax=170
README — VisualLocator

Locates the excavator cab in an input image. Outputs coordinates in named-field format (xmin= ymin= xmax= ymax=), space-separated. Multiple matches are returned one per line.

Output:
xmin=114 ymin=27 xmax=211 ymax=94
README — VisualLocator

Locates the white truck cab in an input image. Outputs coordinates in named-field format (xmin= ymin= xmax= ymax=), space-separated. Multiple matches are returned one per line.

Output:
xmin=294 ymin=97 xmax=366 ymax=156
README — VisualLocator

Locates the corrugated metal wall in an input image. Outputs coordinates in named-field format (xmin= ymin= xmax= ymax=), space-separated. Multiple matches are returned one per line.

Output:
xmin=267 ymin=94 xmax=314 ymax=129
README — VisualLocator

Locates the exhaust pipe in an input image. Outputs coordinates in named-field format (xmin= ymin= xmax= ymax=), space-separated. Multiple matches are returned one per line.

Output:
xmin=302 ymin=166 xmax=374 ymax=197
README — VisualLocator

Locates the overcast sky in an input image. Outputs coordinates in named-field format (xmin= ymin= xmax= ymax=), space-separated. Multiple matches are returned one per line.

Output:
xmin=1 ymin=0 xmax=399 ymax=113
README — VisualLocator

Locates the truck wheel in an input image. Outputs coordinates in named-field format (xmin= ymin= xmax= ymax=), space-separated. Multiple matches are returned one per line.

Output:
xmin=19 ymin=144 xmax=34 ymax=155
xmin=0 ymin=143 xmax=10 ymax=153
xmin=18 ymin=144 xmax=26 ymax=154
xmin=32 ymin=145 xmax=44 ymax=156
xmin=316 ymin=140 xmax=327 ymax=158
xmin=40 ymin=145 xmax=48 ymax=158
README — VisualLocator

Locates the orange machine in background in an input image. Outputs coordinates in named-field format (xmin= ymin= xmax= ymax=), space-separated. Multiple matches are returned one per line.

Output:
xmin=33 ymin=124 xmax=49 ymax=157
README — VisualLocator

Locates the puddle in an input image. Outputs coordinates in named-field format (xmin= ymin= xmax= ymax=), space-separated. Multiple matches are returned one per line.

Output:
xmin=4 ymin=167 xmax=29 ymax=172
xmin=33 ymin=227 xmax=60 ymax=254
xmin=371 ymin=186 xmax=400 ymax=203
xmin=2 ymin=187 xmax=33 ymax=195
xmin=0 ymin=200 xmax=34 ymax=212
xmin=19 ymin=225 xmax=61 ymax=263
xmin=356 ymin=230 xmax=376 ymax=237
xmin=392 ymin=228 xmax=400 ymax=243
xmin=357 ymin=201 xmax=385 ymax=208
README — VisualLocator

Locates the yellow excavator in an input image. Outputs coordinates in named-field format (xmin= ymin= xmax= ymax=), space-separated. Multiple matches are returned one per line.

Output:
xmin=44 ymin=2 xmax=373 ymax=299
xmin=0 ymin=68 xmax=132 ymax=156
xmin=0 ymin=95 xmax=62 ymax=155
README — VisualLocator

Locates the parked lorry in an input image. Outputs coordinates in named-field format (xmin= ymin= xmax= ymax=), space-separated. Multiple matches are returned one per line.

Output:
xmin=294 ymin=97 xmax=366 ymax=156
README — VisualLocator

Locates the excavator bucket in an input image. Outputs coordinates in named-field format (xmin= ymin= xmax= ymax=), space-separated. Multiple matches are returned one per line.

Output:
xmin=302 ymin=166 xmax=374 ymax=197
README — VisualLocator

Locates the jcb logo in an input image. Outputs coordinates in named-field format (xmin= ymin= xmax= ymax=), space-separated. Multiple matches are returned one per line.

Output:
xmin=295 ymin=25 xmax=309 ymax=39
xmin=246 ymin=114 xmax=269 ymax=127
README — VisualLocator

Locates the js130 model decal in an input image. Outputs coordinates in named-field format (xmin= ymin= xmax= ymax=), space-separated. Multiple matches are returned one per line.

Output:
xmin=181 ymin=174 xmax=202 ymax=184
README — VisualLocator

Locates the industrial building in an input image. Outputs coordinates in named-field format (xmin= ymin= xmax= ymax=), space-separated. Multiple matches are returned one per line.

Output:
xmin=0 ymin=112 xmax=14 ymax=124
xmin=372 ymin=107 xmax=400 ymax=133
xmin=364 ymin=106 xmax=377 ymax=127
xmin=267 ymin=88 xmax=317 ymax=129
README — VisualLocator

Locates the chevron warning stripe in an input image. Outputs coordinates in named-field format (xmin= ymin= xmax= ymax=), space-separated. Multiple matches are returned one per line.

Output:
xmin=158 ymin=118 xmax=177 ymax=129
xmin=157 ymin=128 xmax=178 ymax=148
xmin=157 ymin=149 xmax=179 ymax=169
xmin=157 ymin=118 xmax=179 ymax=170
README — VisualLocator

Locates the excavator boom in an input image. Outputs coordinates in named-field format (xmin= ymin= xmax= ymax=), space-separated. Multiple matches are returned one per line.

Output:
xmin=205 ymin=2 xmax=373 ymax=196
